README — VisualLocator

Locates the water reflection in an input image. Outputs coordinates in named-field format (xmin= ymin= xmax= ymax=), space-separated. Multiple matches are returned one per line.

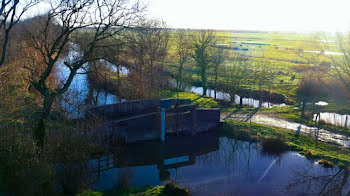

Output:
xmin=286 ymin=166 xmax=350 ymax=195
xmin=187 ymin=86 xmax=286 ymax=108
xmin=82 ymin=134 xmax=349 ymax=195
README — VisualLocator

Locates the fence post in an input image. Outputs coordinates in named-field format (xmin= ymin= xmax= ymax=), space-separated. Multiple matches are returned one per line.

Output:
xmin=345 ymin=116 xmax=348 ymax=128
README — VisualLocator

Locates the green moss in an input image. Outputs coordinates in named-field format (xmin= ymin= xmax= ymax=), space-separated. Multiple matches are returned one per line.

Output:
xmin=78 ymin=186 xmax=162 ymax=196
xmin=77 ymin=182 xmax=189 ymax=196
xmin=162 ymin=182 xmax=190 ymax=196
xmin=220 ymin=121 xmax=350 ymax=165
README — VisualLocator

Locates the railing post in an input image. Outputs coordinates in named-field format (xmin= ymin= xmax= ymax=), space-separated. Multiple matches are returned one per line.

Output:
xmin=161 ymin=107 xmax=166 ymax=142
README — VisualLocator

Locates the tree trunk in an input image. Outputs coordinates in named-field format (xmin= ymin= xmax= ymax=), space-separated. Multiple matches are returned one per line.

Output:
xmin=35 ymin=95 xmax=54 ymax=148
xmin=214 ymin=69 xmax=218 ymax=99
xmin=0 ymin=28 xmax=10 ymax=68
xmin=177 ymin=63 xmax=183 ymax=90
xmin=201 ymin=67 xmax=207 ymax=96
xmin=240 ymin=97 xmax=243 ymax=108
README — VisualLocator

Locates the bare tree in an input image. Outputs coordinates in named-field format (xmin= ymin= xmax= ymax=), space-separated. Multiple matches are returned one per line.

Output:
xmin=211 ymin=46 xmax=227 ymax=99
xmin=174 ymin=29 xmax=192 ymax=90
xmin=222 ymin=54 xmax=250 ymax=106
xmin=193 ymin=30 xmax=216 ymax=96
xmin=297 ymin=70 xmax=328 ymax=118
xmin=23 ymin=0 xmax=144 ymax=147
xmin=324 ymin=33 xmax=350 ymax=92
xmin=297 ymin=33 xmax=350 ymax=93
xmin=126 ymin=19 xmax=169 ymax=97
xmin=0 ymin=0 xmax=38 ymax=68
xmin=251 ymin=61 xmax=276 ymax=107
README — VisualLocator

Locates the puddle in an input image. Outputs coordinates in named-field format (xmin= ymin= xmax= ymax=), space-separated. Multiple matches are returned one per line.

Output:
xmin=314 ymin=112 xmax=350 ymax=128
xmin=251 ymin=114 xmax=350 ymax=148
xmin=305 ymin=50 xmax=343 ymax=55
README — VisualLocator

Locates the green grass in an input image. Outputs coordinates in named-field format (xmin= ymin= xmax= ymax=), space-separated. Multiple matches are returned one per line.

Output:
xmin=220 ymin=120 xmax=350 ymax=166
xmin=161 ymin=90 xmax=220 ymax=108
xmin=78 ymin=186 xmax=163 ymax=196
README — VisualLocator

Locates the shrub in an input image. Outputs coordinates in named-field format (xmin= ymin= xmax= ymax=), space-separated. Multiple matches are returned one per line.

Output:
xmin=163 ymin=182 xmax=190 ymax=196
xmin=303 ymin=149 xmax=318 ymax=159
xmin=317 ymin=159 xmax=334 ymax=168
xmin=261 ymin=137 xmax=290 ymax=156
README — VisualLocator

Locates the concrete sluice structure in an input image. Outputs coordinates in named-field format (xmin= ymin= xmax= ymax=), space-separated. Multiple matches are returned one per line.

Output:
xmin=86 ymin=99 xmax=220 ymax=143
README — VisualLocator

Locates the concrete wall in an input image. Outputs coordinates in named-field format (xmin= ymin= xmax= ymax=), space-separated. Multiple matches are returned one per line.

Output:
xmin=88 ymin=99 xmax=220 ymax=144
xmin=106 ymin=108 xmax=221 ymax=143
xmin=192 ymin=108 xmax=221 ymax=133
xmin=87 ymin=99 xmax=191 ymax=119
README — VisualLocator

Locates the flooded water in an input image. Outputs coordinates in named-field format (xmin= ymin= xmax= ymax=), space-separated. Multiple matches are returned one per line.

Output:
xmin=250 ymin=114 xmax=350 ymax=148
xmin=188 ymin=86 xmax=286 ymax=108
xmin=305 ymin=50 xmax=344 ymax=55
xmin=314 ymin=112 xmax=350 ymax=128
xmin=84 ymin=133 xmax=350 ymax=195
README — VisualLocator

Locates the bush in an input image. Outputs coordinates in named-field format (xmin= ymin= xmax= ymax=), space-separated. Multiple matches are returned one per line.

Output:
xmin=261 ymin=137 xmax=290 ymax=156
xmin=303 ymin=149 xmax=318 ymax=159
xmin=163 ymin=182 xmax=190 ymax=196
xmin=317 ymin=159 xmax=334 ymax=168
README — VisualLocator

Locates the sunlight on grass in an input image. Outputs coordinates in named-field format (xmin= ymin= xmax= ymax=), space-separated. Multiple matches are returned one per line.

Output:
xmin=161 ymin=90 xmax=219 ymax=108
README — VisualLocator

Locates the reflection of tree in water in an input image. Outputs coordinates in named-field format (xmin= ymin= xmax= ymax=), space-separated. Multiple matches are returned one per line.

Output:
xmin=286 ymin=166 xmax=350 ymax=195
xmin=190 ymin=137 xmax=261 ymax=182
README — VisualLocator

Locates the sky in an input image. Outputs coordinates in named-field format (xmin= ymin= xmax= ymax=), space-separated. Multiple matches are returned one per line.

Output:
xmin=146 ymin=0 xmax=350 ymax=33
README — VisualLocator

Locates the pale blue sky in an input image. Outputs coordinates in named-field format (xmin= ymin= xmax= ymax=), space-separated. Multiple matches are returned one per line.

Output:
xmin=147 ymin=0 xmax=350 ymax=32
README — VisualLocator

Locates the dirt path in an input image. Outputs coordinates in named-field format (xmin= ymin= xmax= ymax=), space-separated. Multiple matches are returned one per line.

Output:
xmin=221 ymin=110 xmax=350 ymax=148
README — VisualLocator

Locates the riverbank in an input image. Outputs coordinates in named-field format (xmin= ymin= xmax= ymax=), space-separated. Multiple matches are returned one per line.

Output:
xmin=161 ymin=90 xmax=350 ymax=166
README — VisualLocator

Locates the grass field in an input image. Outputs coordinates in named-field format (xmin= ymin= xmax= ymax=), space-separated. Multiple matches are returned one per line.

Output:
xmin=165 ymin=30 xmax=347 ymax=106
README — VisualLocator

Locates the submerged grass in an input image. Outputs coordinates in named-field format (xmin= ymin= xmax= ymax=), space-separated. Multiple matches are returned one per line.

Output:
xmin=220 ymin=120 xmax=350 ymax=165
